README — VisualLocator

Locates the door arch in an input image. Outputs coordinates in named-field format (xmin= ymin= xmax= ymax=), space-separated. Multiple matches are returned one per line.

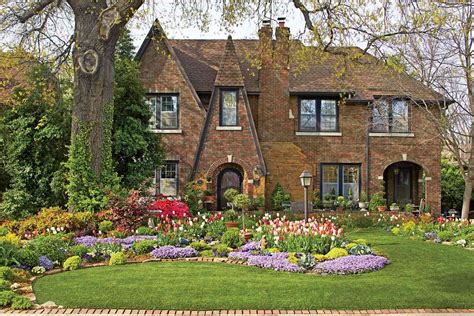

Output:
xmin=217 ymin=168 xmax=243 ymax=210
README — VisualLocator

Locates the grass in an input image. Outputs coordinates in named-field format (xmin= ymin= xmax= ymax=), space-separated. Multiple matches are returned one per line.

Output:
xmin=33 ymin=229 xmax=474 ymax=310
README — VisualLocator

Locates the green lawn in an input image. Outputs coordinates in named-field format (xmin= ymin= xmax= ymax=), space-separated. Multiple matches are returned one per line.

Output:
xmin=33 ymin=229 xmax=474 ymax=310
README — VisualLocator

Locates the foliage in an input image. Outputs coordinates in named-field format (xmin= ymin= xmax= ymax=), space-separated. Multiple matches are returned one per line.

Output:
xmin=323 ymin=247 xmax=348 ymax=260
xmin=349 ymin=244 xmax=372 ymax=256
xmin=63 ymin=256 xmax=81 ymax=271
xmin=189 ymin=240 xmax=211 ymax=251
xmin=28 ymin=234 xmax=70 ymax=263
xmin=15 ymin=207 xmax=95 ymax=238
xmin=136 ymin=226 xmax=154 ymax=235
xmin=0 ymin=290 xmax=16 ymax=307
xmin=182 ymin=181 xmax=204 ymax=215
xmin=221 ymin=229 xmax=243 ymax=248
xmin=441 ymin=158 xmax=465 ymax=211
xmin=112 ymin=29 xmax=164 ymax=190
xmin=10 ymin=295 xmax=32 ymax=310
xmin=132 ymin=240 xmax=158 ymax=255
xmin=0 ymin=267 xmax=13 ymax=281
xmin=223 ymin=188 xmax=239 ymax=206
xmin=0 ymin=64 xmax=71 ymax=219
xmin=271 ymin=183 xmax=291 ymax=211
xmin=232 ymin=194 xmax=251 ymax=210
xmin=109 ymin=252 xmax=127 ymax=265
xmin=213 ymin=243 xmax=231 ymax=257
xmin=199 ymin=250 xmax=215 ymax=257
xmin=98 ymin=220 xmax=114 ymax=233
xmin=16 ymin=248 xmax=39 ymax=268
xmin=368 ymin=192 xmax=386 ymax=211
xmin=298 ymin=253 xmax=316 ymax=269
xmin=0 ymin=279 xmax=11 ymax=291
xmin=69 ymin=244 xmax=88 ymax=258
xmin=360 ymin=191 xmax=367 ymax=203
xmin=223 ymin=210 xmax=238 ymax=222
xmin=0 ymin=241 xmax=20 ymax=267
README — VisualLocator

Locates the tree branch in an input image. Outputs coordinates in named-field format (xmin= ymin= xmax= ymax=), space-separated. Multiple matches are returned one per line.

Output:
xmin=16 ymin=0 xmax=56 ymax=23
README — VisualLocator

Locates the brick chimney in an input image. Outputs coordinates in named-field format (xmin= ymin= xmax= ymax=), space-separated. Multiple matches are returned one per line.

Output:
xmin=257 ymin=18 xmax=291 ymax=142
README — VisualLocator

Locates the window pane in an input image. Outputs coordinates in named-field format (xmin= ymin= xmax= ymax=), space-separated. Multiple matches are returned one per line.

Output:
xmin=160 ymin=96 xmax=178 ymax=129
xmin=320 ymin=100 xmax=337 ymax=131
xmin=391 ymin=100 xmax=409 ymax=132
xmin=146 ymin=97 xmax=157 ymax=129
xmin=300 ymin=99 xmax=317 ymax=131
xmin=322 ymin=165 xmax=339 ymax=198
xmin=160 ymin=162 xmax=178 ymax=196
xmin=221 ymin=91 xmax=237 ymax=126
xmin=321 ymin=100 xmax=336 ymax=115
xmin=343 ymin=165 xmax=359 ymax=201
xmin=372 ymin=100 xmax=389 ymax=132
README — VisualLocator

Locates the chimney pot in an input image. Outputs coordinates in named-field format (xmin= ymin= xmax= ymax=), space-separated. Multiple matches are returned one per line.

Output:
xmin=277 ymin=17 xmax=286 ymax=27
xmin=262 ymin=18 xmax=271 ymax=27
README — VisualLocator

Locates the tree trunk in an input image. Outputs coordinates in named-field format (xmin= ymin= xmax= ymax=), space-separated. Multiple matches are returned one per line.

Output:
xmin=71 ymin=10 xmax=120 ymax=176
xmin=461 ymin=178 xmax=471 ymax=220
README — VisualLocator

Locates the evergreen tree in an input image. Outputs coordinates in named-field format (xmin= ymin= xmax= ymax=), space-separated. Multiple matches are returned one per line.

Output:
xmin=112 ymin=29 xmax=164 ymax=190
xmin=0 ymin=64 xmax=71 ymax=219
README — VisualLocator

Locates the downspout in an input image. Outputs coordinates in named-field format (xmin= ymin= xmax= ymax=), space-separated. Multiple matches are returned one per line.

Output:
xmin=365 ymin=102 xmax=370 ymax=196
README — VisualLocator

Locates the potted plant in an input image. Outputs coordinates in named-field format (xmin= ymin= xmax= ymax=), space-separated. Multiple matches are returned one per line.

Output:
xmin=390 ymin=202 xmax=400 ymax=212
xmin=223 ymin=210 xmax=238 ymax=229
xmin=224 ymin=188 xmax=239 ymax=210
xmin=358 ymin=191 xmax=368 ymax=209
xmin=405 ymin=203 xmax=414 ymax=213
xmin=202 ymin=189 xmax=215 ymax=203
xmin=369 ymin=192 xmax=386 ymax=212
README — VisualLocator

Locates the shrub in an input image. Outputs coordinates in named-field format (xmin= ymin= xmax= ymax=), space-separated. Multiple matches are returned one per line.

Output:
xmin=136 ymin=226 xmax=154 ymax=235
xmin=213 ymin=243 xmax=230 ymax=257
xmin=0 ymin=241 xmax=19 ymax=266
xmin=271 ymin=183 xmax=291 ymax=211
xmin=0 ymin=227 xmax=8 ymax=237
xmin=0 ymin=267 xmax=13 ymax=281
xmin=0 ymin=233 xmax=21 ymax=246
xmin=324 ymin=247 xmax=348 ymax=260
xmin=189 ymin=240 xmax=211 ymax=251
xmin=98 ymin=220 xmax=114 ymax=233
xmin=288 ymin=252 xmax=298 ymax=264
xmin=11 ymin=296 xmax=32 ymax=310
xmin=199 ymin=250 xmax=215 ymax=257
xmin=223 ymin=210 xmax=238 ymax=222
xmin=344 ymin=243 xmax=357 ymax=250
xmin=391 ymin=227 xmax=401 ymax=235
xmin=109 ymin=252 xmax=127 ymax=265
xmin=69 ymin=244 xmax=88 ymax=258
xmin=221 ymin=229 xmax=243 ymax=248
xmin=354 ymin=239 xmax=368 ymax=245
xmin=0 ymin=279 xmax=11 ymax=291
xmin=298 ymin=253 xmax=316 ymax=269
xmin=16 ymin=248 xmax=39 ymax=268
xmin=28 ymin=234 xmax=70 ymax=263
xmin=233 ymin=194 xmax=251 ymax=210
xmin=104 ymin=191 xmax=150 ymax=233
xmin=132 ymin=240 xmax=157 ymax=255
xmin=63 ymin=256 xmax=81 ymax=271
xmin=148 ymin=198 xmax=191 ymax=220
xmin=438 ymin=230 xmax=454 ymax=241
xmin=0 ymin=290 xmax=16 ymax=306
xmin=224 ymin=188 xmax=239 ymax=206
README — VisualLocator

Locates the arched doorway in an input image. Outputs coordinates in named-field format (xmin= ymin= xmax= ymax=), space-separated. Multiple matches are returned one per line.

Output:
xmin=383 ymin=161 xmax=424 ymax=207
xmin=217 ymin=168 xmax=243 ymax=210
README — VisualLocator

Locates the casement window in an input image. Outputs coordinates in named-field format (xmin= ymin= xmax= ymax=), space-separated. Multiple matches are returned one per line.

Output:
xmin=220 ymin=90 xmax=238 ymax=126
xmin=321 ymin=164 xmax=360 ymax=201
xmin=158 ymin=161 xmax=179 ymax=196
xmin=299 ymin=98 xmax=338 ymax=132
xmin=146 ymin=94 xmax=179 ymax=129
xmin=371 ymin=99 xmax=409 ymax=133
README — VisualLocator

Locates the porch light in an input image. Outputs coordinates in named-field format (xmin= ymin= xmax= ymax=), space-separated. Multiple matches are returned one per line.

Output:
xmin=299 ymin=170 xmax=312 ymax=223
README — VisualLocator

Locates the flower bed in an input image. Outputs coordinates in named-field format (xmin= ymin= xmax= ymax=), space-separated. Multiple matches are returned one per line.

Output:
xmin=150 ymin=246 xmax=197 ymax=259
xmin=315 ymin=255 xmax=390 ymax=275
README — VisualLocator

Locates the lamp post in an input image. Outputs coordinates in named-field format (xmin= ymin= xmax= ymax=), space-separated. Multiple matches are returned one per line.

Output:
xmin=300 ymin=170 xmax=312 ymax=223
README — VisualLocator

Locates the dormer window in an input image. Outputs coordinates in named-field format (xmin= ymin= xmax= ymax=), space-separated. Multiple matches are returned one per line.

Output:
xmin=220 ymin=90 xmax=239 ymax=126
xmin=371 ymin=99 xmax=409 ymax=133
xmin=299 ymin=98 xmax=338 ymax=132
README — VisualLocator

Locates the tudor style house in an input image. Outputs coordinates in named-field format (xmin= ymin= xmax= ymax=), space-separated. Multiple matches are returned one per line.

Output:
xmin=136 ymin=19 xmax=445 ymax=212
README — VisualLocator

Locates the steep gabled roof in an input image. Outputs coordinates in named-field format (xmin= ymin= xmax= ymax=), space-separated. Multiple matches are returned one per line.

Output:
xmin=214 ymin=36 xmax=245 ymax=87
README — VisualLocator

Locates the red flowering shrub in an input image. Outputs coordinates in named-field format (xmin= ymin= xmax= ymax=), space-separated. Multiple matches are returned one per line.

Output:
xmin=148 ymin=196 xmax=191 ymax=220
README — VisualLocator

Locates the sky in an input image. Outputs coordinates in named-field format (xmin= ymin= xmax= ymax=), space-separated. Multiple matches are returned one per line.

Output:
xmin=128 ymin=1 xmax=307 ymax=51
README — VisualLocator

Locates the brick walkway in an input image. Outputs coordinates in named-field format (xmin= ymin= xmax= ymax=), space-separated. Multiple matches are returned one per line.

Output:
xmin=1 ymin=309 xmax=473 ymax=315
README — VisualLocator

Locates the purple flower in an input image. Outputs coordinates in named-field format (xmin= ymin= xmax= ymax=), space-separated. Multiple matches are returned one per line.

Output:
xmin=424 ymin=232 xmax=437 ymax=240
xmin=74 ymin=236 xmax=98 ymax=247
xmin=247 ymin=253 xmax=303 ymax=273
xmin=150 ymin=246 xmax=197 ymax=259
xmin=241 ymin=241 xmax=261 ymax=252
xmin=38 ymin=256 xmax=54 ymax=270
xmin=315 ymin=255 xmax=390 ymax=275
xmin=228 ymin=251 xmax=255 ymax=260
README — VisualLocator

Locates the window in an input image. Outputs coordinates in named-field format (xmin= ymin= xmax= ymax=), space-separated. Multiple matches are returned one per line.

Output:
xmin=158 ymin=161 xmax=178 ymax=196
xmin=321 ymin=164 xmax=360 ymax=201
xmin=220 ymin=90 xmax=238 ymax=126
xmin=371 ymin=99 xmax=409 ymax=133
xmin=299 ymin=98 xmax=338 ymax=132
xmin=146 ymin=94 xmax=179 ymax=129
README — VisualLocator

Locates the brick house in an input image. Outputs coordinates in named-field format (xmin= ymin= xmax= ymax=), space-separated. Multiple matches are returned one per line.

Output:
xmin=136 ymin=19 xmax=445 ymax=212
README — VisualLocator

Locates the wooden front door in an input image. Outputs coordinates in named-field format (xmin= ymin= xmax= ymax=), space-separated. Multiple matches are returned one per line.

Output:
xmin=394 ymin=167 xmax=412 ymax=206
xmin=217 ymin=168 xmax=243 ymax=210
